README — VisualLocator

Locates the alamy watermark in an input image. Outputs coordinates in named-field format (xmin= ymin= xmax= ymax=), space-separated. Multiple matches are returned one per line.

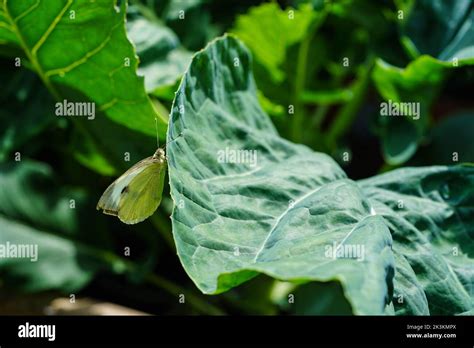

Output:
xmin=325 ymin=242 xmax=365 ymax=262
xmin=217 ymin=147 xmax=258 ymax=167
xmin=380 ymin=99 xmax=420 ymax=120
xmin=55 ymin=99 xmax=95 ymax=120
xmin=18 ymin=322 xmax=55 ymax=341
xmin=0 ymin=242 xmax=38 ymax=262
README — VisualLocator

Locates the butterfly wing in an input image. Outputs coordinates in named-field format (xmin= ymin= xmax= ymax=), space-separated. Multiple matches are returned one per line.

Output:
xmin=117 ymin=160 xmax=166 ymax=224
xmin=97 ymin=157 xmax=166 ymax=224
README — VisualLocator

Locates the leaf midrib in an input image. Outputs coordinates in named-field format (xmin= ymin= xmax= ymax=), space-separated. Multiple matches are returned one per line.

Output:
xmin=252 ymin=184 xmax=324 ymax=262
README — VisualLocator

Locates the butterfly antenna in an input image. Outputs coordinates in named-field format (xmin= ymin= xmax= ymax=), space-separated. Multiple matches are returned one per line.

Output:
xmin=162 ymin=132 xmax=183 ymax=150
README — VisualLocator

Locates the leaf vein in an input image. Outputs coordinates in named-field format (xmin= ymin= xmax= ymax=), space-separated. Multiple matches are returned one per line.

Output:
xmin=44 ymin=21 xmax=121 ymax=78
xmin=12 ymin=0 xmax=39 ymax=23
xmin=31 ymin=0 xmax=72 ymax=56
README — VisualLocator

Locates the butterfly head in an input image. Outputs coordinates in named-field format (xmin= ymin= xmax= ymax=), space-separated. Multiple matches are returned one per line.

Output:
xmin=152 ymin=148 xmax=166 ymax=163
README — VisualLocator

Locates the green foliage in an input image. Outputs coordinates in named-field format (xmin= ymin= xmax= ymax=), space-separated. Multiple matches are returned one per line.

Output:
xmin=372 ymin=0 xmax=474 ymax=164
xmin=360 ymin=166 xmax=474 ymax=315
xmin=166 ymin=35 xmax=473 ymax=315
xmin=127 ymin=10 xmax=192 ymax=93
xmin=0 ymin=0 xmax=167 ymax=136
xmin=167 ymin=36 xmax=395 ymax=315
xmin=0 ymin=0 xmax=174 ymax=176
xmin=0 ymin=0 xmax=472 ymax=316
xmin=372 ymin=57 xmax=446 ymax=164
xmin=232 ymin=3 xmax=316 ymax=84
xmin=0 ymin=69 xmax=55 ymax=162
xmin=0 ymin=160 xmax=121 ymax=291
xmin=401 ymin=0 xmax=474 ymax=61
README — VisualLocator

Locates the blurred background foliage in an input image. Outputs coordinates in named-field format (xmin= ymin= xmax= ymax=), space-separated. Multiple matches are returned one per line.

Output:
xmin=0 ymin=0 xmax=472 ymax=314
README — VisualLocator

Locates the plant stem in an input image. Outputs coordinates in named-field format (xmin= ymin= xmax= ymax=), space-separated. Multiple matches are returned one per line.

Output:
xmin=326 ymin=55 xmax=375 ymax=150
xmin=290 ymin=7 xmax=329 ymax=142
xmin=291 ymin=34 xmax=311 ymax=142
xmin=311 ymin=104 xmax=329 ymax=130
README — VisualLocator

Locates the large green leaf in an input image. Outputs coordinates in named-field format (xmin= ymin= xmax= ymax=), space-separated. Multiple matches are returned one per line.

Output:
xmin=359 ymin=166 xmax=474 ymax=315
xmin=0 ymin=160 xmax=125 ymax=292
xmin=167 ymin=35 xmax=395 ymax=315
xmin=0 ymin=0 xmax=166 ymax=137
